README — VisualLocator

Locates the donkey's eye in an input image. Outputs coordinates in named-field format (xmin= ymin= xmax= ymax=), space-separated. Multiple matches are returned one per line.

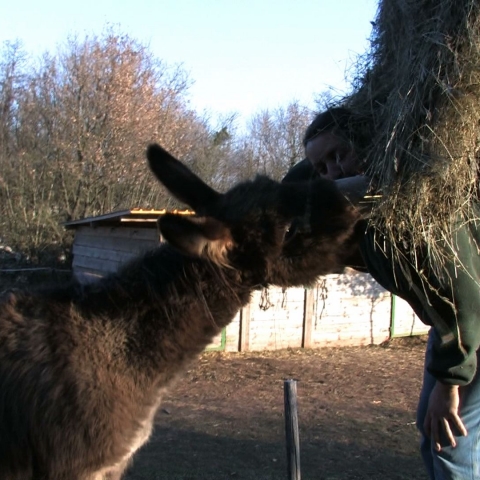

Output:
xmin=283 ymin=222 xmax=298 ymax=242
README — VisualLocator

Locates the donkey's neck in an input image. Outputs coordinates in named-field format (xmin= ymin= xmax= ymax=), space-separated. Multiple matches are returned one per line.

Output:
xmin=76 ymin=244 xmax=252 ymax=370
xmin=85 ymin=244 xmax=252 ymax=316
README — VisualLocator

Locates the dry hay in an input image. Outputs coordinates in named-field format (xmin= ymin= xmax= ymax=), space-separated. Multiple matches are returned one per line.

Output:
xmin=333 ymin=0 xmax=480 ymax=280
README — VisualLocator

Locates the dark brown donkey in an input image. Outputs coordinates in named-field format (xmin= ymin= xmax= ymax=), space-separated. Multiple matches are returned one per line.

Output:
xmin=0 ymin=144 xmax=360 ymax=479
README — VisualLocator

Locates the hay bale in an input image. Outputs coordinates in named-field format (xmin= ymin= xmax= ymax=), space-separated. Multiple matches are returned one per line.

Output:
xmin=337 ymin=0 xmax=480 ymax=277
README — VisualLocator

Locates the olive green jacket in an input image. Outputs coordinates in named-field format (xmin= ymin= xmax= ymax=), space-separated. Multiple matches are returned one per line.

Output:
xmin=359 ymin=215 xmax=480 ymax=386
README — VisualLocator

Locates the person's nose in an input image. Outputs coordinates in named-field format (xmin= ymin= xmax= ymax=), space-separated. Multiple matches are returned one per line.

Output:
xmin=317 ymin=160 xmax=343 ymax=180
xmin=329 ymin=161 xmax=344 ymax=179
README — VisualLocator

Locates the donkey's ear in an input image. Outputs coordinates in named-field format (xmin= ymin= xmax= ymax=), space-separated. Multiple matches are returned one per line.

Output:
xmin=158 ymin=214 xmax=231 ymax=258
xmin=146 ymin=144 xmax=221 ymax=212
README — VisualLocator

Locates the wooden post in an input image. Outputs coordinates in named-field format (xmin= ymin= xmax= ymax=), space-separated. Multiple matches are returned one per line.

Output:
xmin=239 ymin=302 xmax=251 ymax=351
xmin=284 ymin=379 xmax=301 ymax=480
xmin=302 ymin=288 xmax=315 ymax=348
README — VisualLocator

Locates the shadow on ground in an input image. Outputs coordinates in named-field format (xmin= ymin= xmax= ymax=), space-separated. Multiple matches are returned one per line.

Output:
xmin=125 ymin=342 xmax=428 ymax=480
xmin=126 ymin=423 xmax=425 ymax=480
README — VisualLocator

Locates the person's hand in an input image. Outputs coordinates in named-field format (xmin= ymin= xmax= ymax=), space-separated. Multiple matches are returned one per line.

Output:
xmin=423 ymin=382 xmax=467 ymax=451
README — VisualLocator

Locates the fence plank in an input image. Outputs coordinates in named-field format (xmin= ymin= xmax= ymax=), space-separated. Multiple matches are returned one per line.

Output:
xmin=239 ymin=303 xmax=251 ymax=351
xmin=302 ymin=289 xmax=314 ymax=348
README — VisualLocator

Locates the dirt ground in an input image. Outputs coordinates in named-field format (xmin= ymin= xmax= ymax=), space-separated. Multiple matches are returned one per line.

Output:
xmin=125 ymin=337 xmax=429 ymax=480
xmin=0 ymin=271 xmax=428 ymax=480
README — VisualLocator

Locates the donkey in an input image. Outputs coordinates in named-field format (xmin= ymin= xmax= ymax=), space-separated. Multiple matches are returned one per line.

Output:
xmin=0 ymin=144 xmax=360 ymax=479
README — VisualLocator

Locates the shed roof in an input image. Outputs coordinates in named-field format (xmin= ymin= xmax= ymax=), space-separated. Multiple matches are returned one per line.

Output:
xmin=63 ymin=208 xmax=194 ymax=229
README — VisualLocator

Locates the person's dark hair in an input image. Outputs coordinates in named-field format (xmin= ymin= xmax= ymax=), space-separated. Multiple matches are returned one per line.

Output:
xmin=303 ymin=107 xmax=354 ymax=147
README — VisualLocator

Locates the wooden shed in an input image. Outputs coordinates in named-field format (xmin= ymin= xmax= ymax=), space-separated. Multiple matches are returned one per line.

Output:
xmin=64 ymin=210 xmax=428 ymax=351
xmin=64 ymin=208 xmax=194 ymax=283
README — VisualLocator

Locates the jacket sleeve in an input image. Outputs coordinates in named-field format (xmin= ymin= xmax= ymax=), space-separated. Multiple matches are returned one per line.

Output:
xmin=426 ymin=215 xmax=480 ymax=386
xmin=359 ymin=216 xmax=480 ymax=386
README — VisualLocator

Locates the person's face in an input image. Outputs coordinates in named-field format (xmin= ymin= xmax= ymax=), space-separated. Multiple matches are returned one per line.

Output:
xmin=305 ymin=131 xmax=360 ymax=180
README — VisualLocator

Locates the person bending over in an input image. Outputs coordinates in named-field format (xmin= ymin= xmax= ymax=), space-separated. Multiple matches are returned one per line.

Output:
xmin=283 ymin=107 xmax=480 ymax=480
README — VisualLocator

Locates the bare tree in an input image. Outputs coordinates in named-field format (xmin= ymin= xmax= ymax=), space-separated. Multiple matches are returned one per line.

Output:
xmin=235 ymin=101 xmax=312 ymax=181
xmin=0 ymin=41 xmax=27 ymax=157
xmin=0 ymin=30 xmax=212 ymax=261
xmin=0 ymin=30 xmax=315 ymax=265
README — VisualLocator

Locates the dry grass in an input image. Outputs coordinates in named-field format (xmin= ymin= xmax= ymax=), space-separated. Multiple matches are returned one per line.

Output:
xmin=333 ymin=0 xmax=480 ymax=279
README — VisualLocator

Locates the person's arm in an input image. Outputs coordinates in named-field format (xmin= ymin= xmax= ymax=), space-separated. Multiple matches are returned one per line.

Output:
xmin=426 ymin=214 xmax=480 ymax=387
xmin=406 ymin=214 xmax=480 ymax=449
xmin=424 ymin=223 xmax=480 ymax=449
xmin=334 ymin=176 xmax=370 ymax=204
xmin=282 ymin=158 xmax=371 ymax=202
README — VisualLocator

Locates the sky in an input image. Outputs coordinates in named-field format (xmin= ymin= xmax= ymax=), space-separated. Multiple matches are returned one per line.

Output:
xmin=1 ymin=0 xmax=378 ymax=123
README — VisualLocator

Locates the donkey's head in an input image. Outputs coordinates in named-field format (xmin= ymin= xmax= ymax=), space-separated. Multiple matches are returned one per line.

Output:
xmin=147 ymin=144 xmax=360 ymax=287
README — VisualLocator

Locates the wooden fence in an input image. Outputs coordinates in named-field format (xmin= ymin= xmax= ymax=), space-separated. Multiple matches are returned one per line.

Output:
xmin=67 ymin=224 xmax=428 ymax=352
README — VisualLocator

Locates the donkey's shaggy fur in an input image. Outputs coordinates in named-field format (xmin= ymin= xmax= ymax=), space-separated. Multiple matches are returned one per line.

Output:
xmin=0 ymin=144 xmax=360 ymax=479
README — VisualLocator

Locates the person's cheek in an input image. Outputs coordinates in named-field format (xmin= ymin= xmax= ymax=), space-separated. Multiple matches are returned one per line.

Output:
xmin=343 ymin=153 xmax=360 ymax=176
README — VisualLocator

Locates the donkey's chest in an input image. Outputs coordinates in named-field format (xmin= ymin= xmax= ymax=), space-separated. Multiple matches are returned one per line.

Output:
xmin=92 ymin=387 xmax=166 ymax=476
xmin=122 ymin=394 xmax=164 ymax=458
